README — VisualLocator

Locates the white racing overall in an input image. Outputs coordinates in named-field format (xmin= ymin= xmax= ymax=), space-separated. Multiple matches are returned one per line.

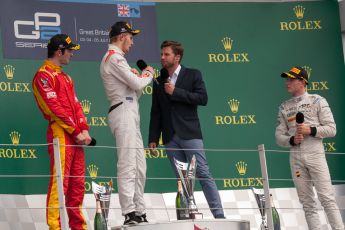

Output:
xmin=100 ymin=44 xmax=152 ymax=215
xmin=275 ymin=92 xmax=344 ymax=230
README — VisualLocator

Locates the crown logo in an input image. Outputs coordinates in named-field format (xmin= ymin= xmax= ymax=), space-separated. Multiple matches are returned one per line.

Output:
xmin=159 ymin=132 xmax=164 ymax=146
xmin=235 ymin=161 xmax=247 ymax=176
xmin=4 ymin=65 xmax=15 ymax=80
xmin=81 ymin=100 xmax=91 ymax=114
xmin=221 ymin=37 xmax=233 ymax=51
xmin=228 ymin=99 xmax=240 ymax=113
xmin=153 ymin=68 xmax=160 ymax=79
xmin=302 ymin=65 xmax=312 ymax=79
xmin=9 ymin=131 xmax=21 ymax=145
xmin=87 ymin=164 xmax=98 ymax=179
xmin=293 ymin=5 xmax=305 ymax=19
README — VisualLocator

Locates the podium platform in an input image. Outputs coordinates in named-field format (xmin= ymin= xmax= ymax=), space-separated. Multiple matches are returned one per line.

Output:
xmin=111 ymin=219 xmax=250 ymax=230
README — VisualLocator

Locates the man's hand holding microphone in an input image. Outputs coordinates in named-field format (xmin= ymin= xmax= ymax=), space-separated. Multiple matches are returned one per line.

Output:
xmin=294 ymin=112 xmax=311 ymax=145
xmin=158 ymin=67 xmax=174 ymax=95
xmin=136 ymin=59 xmax=156 ymax=81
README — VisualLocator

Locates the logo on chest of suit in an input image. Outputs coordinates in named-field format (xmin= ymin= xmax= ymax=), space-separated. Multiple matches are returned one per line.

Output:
xmin=40 ymin=78 xmax=50 ymax=89
xmin=81 ymin=99 xmax=107 ymax=127
xmin=223 ymin=161 xmax=263 ymax=188
xmin=1 ymin=64 xmax=31 ymax=93
xmin=208 ymin=37 xmax=250 ymax=63
xmin=0 ymin=131 xmax=38 ymax=160
xmin=280 ymin=5 xmax=322 ymax=31
xmin=298 ymin=103 xmax=312 ymax=112
xmin=46 ymin=91 xmax=57 ymax=99
xmin=214 ymin=98 xmax=256 ymax=125
xmin=302 ymin=65 xmax=329 ymax=92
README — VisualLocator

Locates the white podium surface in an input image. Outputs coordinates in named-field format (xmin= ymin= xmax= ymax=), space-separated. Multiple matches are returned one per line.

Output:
xmin=2 ymin=186 xmax=345 ymax=229
xmin=112 ymin=219 xmax=250 ymax=230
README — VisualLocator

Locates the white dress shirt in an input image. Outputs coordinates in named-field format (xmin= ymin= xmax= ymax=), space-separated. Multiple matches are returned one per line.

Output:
xmin=169 ymin=64 xmax=181 ymax=85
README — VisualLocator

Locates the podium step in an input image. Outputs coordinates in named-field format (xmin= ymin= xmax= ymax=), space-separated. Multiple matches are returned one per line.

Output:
xmin=111 ymin=219 xmax=250 ymax=230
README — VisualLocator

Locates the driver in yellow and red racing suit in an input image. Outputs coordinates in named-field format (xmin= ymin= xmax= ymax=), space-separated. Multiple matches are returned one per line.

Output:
xmin=32 ymin=34 xmax=91 ymax=230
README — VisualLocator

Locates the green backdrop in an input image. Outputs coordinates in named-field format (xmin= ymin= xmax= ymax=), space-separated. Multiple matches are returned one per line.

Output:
xmin=0 ymin=0 xmax=344 ymax=194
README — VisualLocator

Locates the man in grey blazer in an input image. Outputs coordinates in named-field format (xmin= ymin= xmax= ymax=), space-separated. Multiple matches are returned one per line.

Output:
xmin=149 ymin=40 xmax=225 ymax=218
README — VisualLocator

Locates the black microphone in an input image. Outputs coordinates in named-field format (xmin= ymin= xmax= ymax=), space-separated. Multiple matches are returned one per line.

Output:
xmin=136 ymin=59 xmax=159 ymax=84
xmin=295 ymin=112 xmax=304 ymax=147
xmin=296 ymin=112 xmax=304 ymax=124
xmin=88 ymin=138 xmax=97 ymax=146
xmin=160 ymin=68 xmax=169 ymax=83
xmin=136 ymin=59 xmax=147 ymax=70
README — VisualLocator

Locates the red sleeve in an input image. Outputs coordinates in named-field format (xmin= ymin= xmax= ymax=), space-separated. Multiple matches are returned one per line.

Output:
xmin=71 ymin=79 xmax=89 ymax=131
xmin=32 ymin=71 xmax=82 ymax=137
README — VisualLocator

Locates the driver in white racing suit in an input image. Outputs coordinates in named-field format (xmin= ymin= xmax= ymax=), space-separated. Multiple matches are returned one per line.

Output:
xmin=275 ymin=66 xmax=344 ymax=230
xmin=100 ymin=21 xmax=153 ymax=225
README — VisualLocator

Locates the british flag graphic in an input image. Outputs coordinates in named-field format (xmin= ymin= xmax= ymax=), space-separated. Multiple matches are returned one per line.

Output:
xmin=117 ymin=4 xmax=130 ymax=17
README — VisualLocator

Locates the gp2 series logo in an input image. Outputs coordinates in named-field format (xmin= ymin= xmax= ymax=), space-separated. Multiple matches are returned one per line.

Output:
xmin=14 ymin=12 xmax=61 ymax=40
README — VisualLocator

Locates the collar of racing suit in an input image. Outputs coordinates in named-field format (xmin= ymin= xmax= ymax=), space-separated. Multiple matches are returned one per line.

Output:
xmin=43 ymin=59 xmax=62 ymax=73
xmin=108 ymin=44 xmax=124 ymax=56
xmin=292 ymin=91 xmax=308 ymax=102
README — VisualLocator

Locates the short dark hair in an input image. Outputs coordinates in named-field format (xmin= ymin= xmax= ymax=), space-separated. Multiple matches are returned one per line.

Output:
xmin=160 ymin=40 xmax=184 ymax=63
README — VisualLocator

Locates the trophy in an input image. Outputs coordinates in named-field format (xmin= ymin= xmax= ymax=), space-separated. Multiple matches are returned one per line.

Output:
xmin=92 ymin=181 xmax=112 ymax=230
xmin=174 ymin=155 xmax=203 ymax=219
xmin=251 ymin=188 xmax=268 ymax=230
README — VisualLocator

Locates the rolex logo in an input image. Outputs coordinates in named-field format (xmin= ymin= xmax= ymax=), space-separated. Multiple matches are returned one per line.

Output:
xmin=280 ymin=5 xmax=321 ymax=31
xmin=9 ymin=131 xmax=20 ymax=145
xmin=302 ymin=65 xmax=312 ymax=79
xmin=81 ymin=100 xmax=91 ymax=114
xmin=215 ymin=98 xmax=256 ymax=125
xmin=304 ymin=65 xmax=329 ymax=92
xmin=87 ymin=164 xmax=98 ymax=179
xmin=221 ymin=37 xmax=233 ymax=51
xmin=235 ymin=161 xmax=247 ymax=176
xmin=293 ymin=5 xmax=305 ymax=19
xmin=209 ymin=37 xmax=249 ymax=63
xmin=228 ymin=99 xmax=240 ymax=113
xmin=4 ymin=65 xmax=15 ymax=80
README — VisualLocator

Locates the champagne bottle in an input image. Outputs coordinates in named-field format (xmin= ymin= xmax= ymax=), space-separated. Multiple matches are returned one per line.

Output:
xmin=94 ymin=200 xmax=107 ymax=230
xmin=270 ymin=194 xmax=281 ymax=230
xmin=176 ymin=180 xmax=190 ymax=220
